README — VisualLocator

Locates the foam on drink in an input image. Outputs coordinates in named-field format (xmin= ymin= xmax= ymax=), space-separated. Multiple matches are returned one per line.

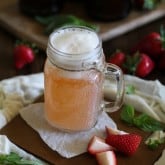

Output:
xmin=51 ymin=27 xmax=99 ymax=54
xmin=47 ymin=27 xmax=102 ymax=71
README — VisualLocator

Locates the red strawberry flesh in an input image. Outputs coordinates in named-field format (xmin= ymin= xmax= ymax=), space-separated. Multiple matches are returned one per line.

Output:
xmin=106 ymin=134 xmax=142 ymax=156
xmin=135 ymin=53 xmax=155 ymax=77
xmin=14 ymin=45 xmax=35 ymax=69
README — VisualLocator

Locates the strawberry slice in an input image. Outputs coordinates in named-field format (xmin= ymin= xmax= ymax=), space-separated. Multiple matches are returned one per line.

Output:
xmin=96 ymin=151 xmax=117 ymax=165
xmin=87 ymin=136 xmax=114 ymax=155
xmin=105 ymin=126 xmax=127 ymax=136
xmin=106 ymin=133 xmax=142 ymax=156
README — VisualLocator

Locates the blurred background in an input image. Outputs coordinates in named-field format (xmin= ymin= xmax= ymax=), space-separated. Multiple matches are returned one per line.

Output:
xmin=0 ymin=0 xmax=164 ymax=83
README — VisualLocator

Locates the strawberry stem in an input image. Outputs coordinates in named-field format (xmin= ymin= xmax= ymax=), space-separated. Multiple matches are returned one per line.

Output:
xmin=15 ymin=39 xmax=39 ymax=54
xmin=123 ymin=52 xmax=140 ymax=75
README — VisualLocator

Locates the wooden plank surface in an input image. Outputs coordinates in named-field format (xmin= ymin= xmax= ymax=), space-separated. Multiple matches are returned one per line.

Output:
xmin=0 ymin=106 xmax=164 ymax=165
xmin=0 ymin=2 xmax=165 ymax=50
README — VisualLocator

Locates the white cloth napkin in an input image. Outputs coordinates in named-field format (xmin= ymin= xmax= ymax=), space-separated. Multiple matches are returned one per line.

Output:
xmin=0 ymin=73 xmax=44 ymax=129
xmin=0 ymin=134 xmax=47 ymax=164
xmin=20 ymin=103 xmax=117 ymax=158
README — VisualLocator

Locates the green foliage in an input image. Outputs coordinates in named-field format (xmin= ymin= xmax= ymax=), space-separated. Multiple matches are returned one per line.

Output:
xmin=146 ymin=137 xmax=165 ymax=149
xmin=0 ymin=152 xmax=44 ymax=165
xmin=143 ymin=0 xmax=161 ymax=10
xmin=35 ymin=14 xmax=99 ymax=35
xmin=120 ymin=104 xmax=165 ymax=132
xmin=160 ymin=25 xmax=165 ymax=49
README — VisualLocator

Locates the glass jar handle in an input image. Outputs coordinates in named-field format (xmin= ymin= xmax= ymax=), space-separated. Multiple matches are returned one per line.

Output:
xmin=103 ymin=63 xmax=124 ymax=112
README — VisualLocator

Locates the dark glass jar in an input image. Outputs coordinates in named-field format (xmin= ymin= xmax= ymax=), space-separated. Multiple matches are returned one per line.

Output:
xmin=85 ymin=0 xmax=132 ymax=21
xmin=19 ymin=0 xmax=63 ymax=17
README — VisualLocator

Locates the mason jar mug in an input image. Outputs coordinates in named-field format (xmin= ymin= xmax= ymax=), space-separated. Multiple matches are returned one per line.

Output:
xmin=44 ymin=26 xmax=124 ymax=132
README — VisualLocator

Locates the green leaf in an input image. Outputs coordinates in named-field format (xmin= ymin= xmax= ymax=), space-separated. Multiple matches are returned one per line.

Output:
xmin=120 ymin=104 xmax=135 ymax=124
xmin=145 ymin=130 xmax=165 ymax=149
xmin=147 ymin=138 xmax=165 ymax=149
xmin=120 ymin=104 xmax=165 ymax=132
xmin=143 ymin=0 xmax=161 ymax=10
xmin=160 ymin=24 xmax=165 ymax=49
xmin=123 ymin=52 xmax=140 ymax=75
xmin=35 ymin=14 xmax=99 ymax=35
xmin=125 ymin=84 xmax=136 ymax=94
xmin=0 ymin=152 xmax=44 ymax=165
xmin=35 ymin=15 xmax=56 ymax=25
xmin=147 ymin=139 xmax=160 ymax=149
xmin=133 ymin=114 xmax=165 ymax=132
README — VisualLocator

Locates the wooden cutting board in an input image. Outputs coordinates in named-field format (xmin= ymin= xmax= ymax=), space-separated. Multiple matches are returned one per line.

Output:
xmin=0 ymin=105 xmax=164 ymax=165
xmin=0 ymin=2 xmax=165 ymax=50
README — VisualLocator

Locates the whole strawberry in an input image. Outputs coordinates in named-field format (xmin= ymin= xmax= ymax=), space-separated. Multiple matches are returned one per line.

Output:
xmin=124 ymin=52 xmax=155 ymax=78
xmin=135 ymin=53 xmax=155 ymax=77
xmin=131 ymin=32 xmax=164 ymax=59
xmin=107 ymin=50 xmax=126 ymax=68
xmin=106 ymin=133 xmax=142 ymax=156
xmin=13 ymin=44 xmax=35 ymax=69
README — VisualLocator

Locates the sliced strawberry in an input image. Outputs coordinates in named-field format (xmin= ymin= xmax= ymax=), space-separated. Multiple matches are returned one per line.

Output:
xmin=87 ymin=136 xmax=114 ymax=155
xmin=105 ymin=126 xmax=127 ymax=136
xmin=106 ymin=133 xmax=142 ymax=156
xmin=96 ymin=151 xmax=117 ymax=165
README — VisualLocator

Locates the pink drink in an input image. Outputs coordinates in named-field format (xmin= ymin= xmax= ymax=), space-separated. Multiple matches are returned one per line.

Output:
xmin=44 ymin=26 xmax=104 ymax=131
xmin=44 ymin=60 xmax=103 ymax=131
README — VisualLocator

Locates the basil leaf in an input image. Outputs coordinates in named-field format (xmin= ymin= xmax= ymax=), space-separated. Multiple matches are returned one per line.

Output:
xmin=120 ymin=104 xmax=135 ymax=124
xmin=0 ymin=152 xmax=44 ymax=165
xmin=133 ymin=114 xmax=165 ymax=132
xmin=120 ymin=104 xmax=165 ymax=132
